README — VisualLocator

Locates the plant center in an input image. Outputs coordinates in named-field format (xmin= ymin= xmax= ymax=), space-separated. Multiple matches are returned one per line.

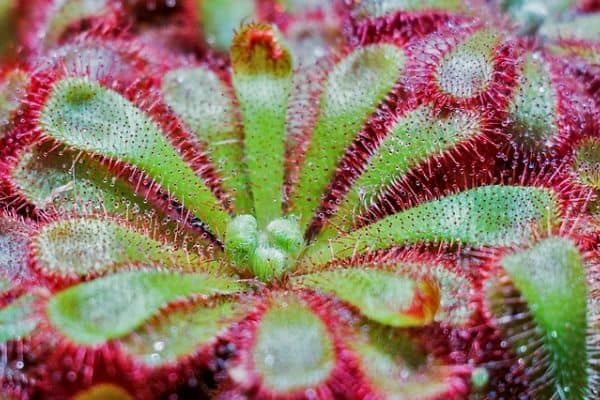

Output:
xmin=224 ymin=214 xmax=304 ymax=282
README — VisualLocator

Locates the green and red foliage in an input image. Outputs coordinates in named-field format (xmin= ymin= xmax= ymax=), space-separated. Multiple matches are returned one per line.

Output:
xmin=0 ymin=0 xmax=599 ymax=399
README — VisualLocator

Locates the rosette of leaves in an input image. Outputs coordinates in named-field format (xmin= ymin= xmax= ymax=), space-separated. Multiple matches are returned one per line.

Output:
xmin=0 ymin=1 xmax=598 ymax=399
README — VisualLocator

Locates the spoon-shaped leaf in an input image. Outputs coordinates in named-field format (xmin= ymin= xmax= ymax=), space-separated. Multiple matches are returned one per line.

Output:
xmin=231 ymin=24 xmax=294 ymax=227
xmin=161 ymin=67 xmax=251 ymax=214
xmin=318 ymin=106 xmax=481 ymax=242
xmin=291 ymin=43 xmax=405 ymax=230
xmin=498 ymin=237 xmax=590 ymax=399
xmin=47 ymin=269 xmax=245 ymax=345
xmin=304 ymin=185 xmax=559 ymax=266
xmin=33 ymin=216 xmax=196 ymax=278
xmin=293 ymin=268 xmax=439 ymax=327
xmin=40 ymin=78 xmax=231 ymax=239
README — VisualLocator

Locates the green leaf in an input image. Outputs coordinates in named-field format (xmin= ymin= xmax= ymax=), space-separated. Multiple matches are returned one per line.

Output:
xmin=33 ymin=217 xmax=195 ymax=277
xmin=47 ymin=270 xmax=245 ymax=345
xmin=0 ymin=69 xmax=27 ymax=139
xmin=293 ymin=268 xmax=439 ymax=327
xmin=348 ymin=324 xmax=461 ymax=399
xmin=195 ymin=0 xmax=256 ymax=52
xmin=40 ymin=78 xmax=231 ymax=239
xmin=11 ymin=143 xmax=152 ymax=215
xmin=225 ymin=214 xmax=259 ymax=268
xmin=231 ymin=24 xmax=293 ymax=227
xmin=265 ymin=216 xmax=304 ymax=255
xmin=251 ymin=246 xmax=287 ymax=282
xmin=508 ymin=54 xmax=557 ymax=149
xmin=249 ymin=295 xmax=335 ymax=393
xmin=303 ymin=185 xmax=559 ymax=266
xmin=120 ymin=299 xmax=245 ymax=366
xmin=371 ymin=262 xmax=476 ymax=326
xmin=291 ymin=44 xmax=405 ymax=230
xmin=435 ymin=30 xmax=498 ymax=99
xmin=225 ymin=215 xmax=304 ymax=281
xmin=499 ymin=237 xmax=590 ymax=399
xmin=0 ymin=294 xmax=39 ymax=342
xmin=161 ymin=67 xmax=251 ymax=214
xmin=319 ymin=106 xmax=481 ymax=242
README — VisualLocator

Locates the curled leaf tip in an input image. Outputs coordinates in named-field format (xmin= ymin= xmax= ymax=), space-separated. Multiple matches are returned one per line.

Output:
xmin=231 ymin=24 xmax=293 ymax=76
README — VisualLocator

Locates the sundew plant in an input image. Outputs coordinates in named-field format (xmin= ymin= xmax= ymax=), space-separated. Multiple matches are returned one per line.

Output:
xmin=0 ymin=0 xmax=599 ymax=399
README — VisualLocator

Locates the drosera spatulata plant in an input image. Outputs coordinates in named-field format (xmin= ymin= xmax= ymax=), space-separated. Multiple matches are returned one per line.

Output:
xmin=0 ymin=0 xmax=598 ymax=399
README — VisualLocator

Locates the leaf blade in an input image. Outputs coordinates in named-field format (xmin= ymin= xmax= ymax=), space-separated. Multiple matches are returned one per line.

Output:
xmin=290 ymin=44 xmax=406 ymax=230
xmin=293 ymin=268 xmax=439 ymax=327
xmin=47 ymin=269 xmax=245 ymax=345
xmin=40 ymin=78 xmax=231 ymax=239
xmin=304 ymin=185 xmax=559 ymax=266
